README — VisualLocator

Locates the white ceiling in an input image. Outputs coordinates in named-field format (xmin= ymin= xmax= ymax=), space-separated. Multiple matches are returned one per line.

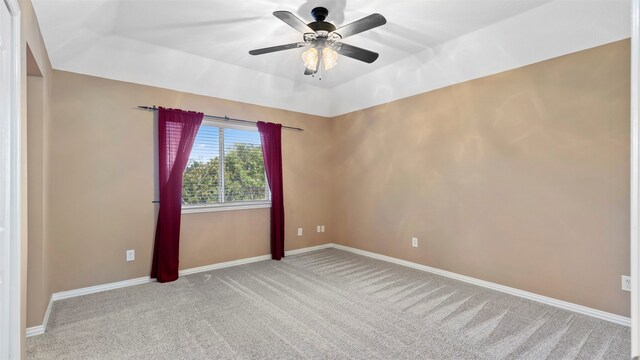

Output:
xmin=32 ymin=0 xmax=630 ymax=117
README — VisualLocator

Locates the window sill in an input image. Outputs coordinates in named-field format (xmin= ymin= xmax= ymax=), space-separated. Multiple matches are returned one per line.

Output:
xmin=181 ymin=201 xmax=271 ymax=214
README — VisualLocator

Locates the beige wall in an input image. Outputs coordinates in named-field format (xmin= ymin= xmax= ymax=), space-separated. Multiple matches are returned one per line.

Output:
xmin=332 ymin=40 xmax=631 ymax=316
xmin=48 ymin=71 xmax=334 ymax=292
xmin=19 ymin=0 xmax=53 ymax=355
xmin=29 ymin=38 xmax=631 ymax=333
xmin=26 ymin=71 xmax=48 ymax=329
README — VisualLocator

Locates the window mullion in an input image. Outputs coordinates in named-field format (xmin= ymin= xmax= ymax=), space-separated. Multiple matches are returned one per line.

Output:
xmin=219 ymin=127 xmax=225 ymax=203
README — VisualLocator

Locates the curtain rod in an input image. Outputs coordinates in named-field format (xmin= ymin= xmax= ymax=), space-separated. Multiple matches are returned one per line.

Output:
xmin=136 ymin=106 xmax=303 ymax=131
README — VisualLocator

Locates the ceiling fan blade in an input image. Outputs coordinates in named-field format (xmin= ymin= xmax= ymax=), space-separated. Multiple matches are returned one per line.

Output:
xmin=273 ymin=11 xmax=315 ymax=34
xmin=335 ymin=43 xmax=379 ymax=63
xmin=331 ymin=13 xmax=387 ymax=39
xmin=249 ymin=42 xmax=307 ymax=56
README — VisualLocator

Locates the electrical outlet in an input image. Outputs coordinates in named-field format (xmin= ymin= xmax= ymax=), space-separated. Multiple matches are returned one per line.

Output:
xmin=317 ymin=225 xmax=321 ymax=233
xmin=126 ymin=249 xmax=135 ymax=262
xmin=320 ymin=225 xmax=325 ymax=233
xmin=297 ymin=228 xmax=303 ymax=236
xmin=412 ymin=237 xmax=418 ymax=248
xmin=622 ymin=275 xmax=631 ymax=292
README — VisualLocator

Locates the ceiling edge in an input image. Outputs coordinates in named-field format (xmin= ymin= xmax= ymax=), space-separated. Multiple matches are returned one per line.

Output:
xmin=49 ymin=34 xmax=335 ymax=117
xmin=40 ymin=0 xmax=630 ymax=119
xmin=326 ymin=0 xmax=631 ymax=117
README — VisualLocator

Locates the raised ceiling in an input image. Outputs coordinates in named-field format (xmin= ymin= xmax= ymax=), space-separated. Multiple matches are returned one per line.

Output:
xmin=32 ymin=0 xmax=630 ymax=117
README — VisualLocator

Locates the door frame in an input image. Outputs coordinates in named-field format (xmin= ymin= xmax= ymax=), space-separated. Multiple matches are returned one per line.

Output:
xmin=632 ymin=0 xmax=639 ymax=357
xmin=1 ymin=0 xmax=21 ymax=358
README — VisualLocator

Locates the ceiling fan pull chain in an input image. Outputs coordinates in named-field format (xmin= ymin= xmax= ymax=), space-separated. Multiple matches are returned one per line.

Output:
xmin=318 ymin=50 xmax=323 ymax=80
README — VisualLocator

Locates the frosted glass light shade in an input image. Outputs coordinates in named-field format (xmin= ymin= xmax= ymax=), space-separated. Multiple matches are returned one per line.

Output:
xmin=322 ymin=47 xmax=338 ymax=70
xmin=301 ymin=47 xmax=318 ymax=70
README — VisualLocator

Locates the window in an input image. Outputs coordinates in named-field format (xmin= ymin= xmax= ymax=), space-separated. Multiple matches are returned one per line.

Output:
xmin=182 ymin=121 xmax=270 ymax=212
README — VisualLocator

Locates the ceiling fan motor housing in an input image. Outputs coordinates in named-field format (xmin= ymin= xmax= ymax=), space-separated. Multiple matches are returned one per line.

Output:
xmin=307 ymin=21 xmax=336 ymax=33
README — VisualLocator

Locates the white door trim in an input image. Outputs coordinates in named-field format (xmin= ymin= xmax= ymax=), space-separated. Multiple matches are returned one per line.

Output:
xmin=1 ymin=0 xmax=21 ymax=358
xmin=632 ymin=0 xmax=640 ymax=356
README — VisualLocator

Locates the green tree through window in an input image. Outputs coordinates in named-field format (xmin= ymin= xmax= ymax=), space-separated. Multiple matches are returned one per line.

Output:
xmin=224 ymin=143 xmax=267 ymax=202
xmin=182 ymin=125 xmax=268 ymax=206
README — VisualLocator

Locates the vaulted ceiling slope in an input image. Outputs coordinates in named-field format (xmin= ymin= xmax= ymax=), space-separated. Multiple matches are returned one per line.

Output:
xmin=32 ymin=0 xmax=630 ymax=117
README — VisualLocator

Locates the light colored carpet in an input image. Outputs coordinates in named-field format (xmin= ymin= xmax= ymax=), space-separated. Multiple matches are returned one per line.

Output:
xmin=27 ymin=248 xmax=630 ymax=359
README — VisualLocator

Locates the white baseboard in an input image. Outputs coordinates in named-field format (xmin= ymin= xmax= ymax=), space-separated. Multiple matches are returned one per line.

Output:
xmin=179 ymin=244 xmax=333 ymax=276
xmin=179 ymin=254 xmax=272 ymax=276
xmin=42 ymin=294 xmax=53 ymax=332
xmin=26 ymin=242 xmax=630 ymax=338
xmin=331 ymin=244 xmax=631 ymax=327
xmin=26 ymin=294 xmax=53 ymax=337
xmin=285 ymin=243 xmax=333 ymax=256
xmin=52 ymin=276 xmax=153 ymax=301
xmin=25 ymin=325 xmax=44 ymax=338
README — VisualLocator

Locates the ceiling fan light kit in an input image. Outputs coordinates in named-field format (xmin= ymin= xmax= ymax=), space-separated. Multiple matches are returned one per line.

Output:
xmin=249 ymin=7 xmax=386 ymax=79
xmin=301 ymin=47 xmax=319 ymax=70
xmin=321 ymin=47 xmax=338 ymax=70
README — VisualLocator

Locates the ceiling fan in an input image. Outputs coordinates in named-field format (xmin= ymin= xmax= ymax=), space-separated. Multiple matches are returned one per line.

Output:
xmin=249 ymin=7 xmax=386 ymax=77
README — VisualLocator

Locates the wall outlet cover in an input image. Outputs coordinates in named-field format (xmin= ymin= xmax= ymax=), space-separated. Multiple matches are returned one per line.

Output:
xmin=297 ymin=228 xmax=303 ymax=236
xmin=321 ymin=225 xmax=325 ymax=233
xmin=412 ymin=237 xmax=418 ymax=248
xmin=126 ymin=249 xmax=135 ymax=262
xmin=622 ymin=275 xmax=631 ymax=291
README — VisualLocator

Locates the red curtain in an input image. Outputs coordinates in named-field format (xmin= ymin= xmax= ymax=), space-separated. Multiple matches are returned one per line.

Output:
xmin=151 ymin=107 xmax=203 ymax=282
xmin=257 ymin=121 xmax=285 ymax=260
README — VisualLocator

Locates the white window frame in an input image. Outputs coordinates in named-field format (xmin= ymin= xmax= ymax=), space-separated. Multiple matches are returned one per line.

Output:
xmin=181 ymin=120 xmax=271 ymax=214
xmin=1 ymin=0 xmax=22 ymax=358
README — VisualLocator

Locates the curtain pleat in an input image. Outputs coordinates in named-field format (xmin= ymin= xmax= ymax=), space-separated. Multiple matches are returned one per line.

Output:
xmin=151 ymin=107 xmax=203 ymax=282
xmin=257 ymin=122 xmax=285 ymax=260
